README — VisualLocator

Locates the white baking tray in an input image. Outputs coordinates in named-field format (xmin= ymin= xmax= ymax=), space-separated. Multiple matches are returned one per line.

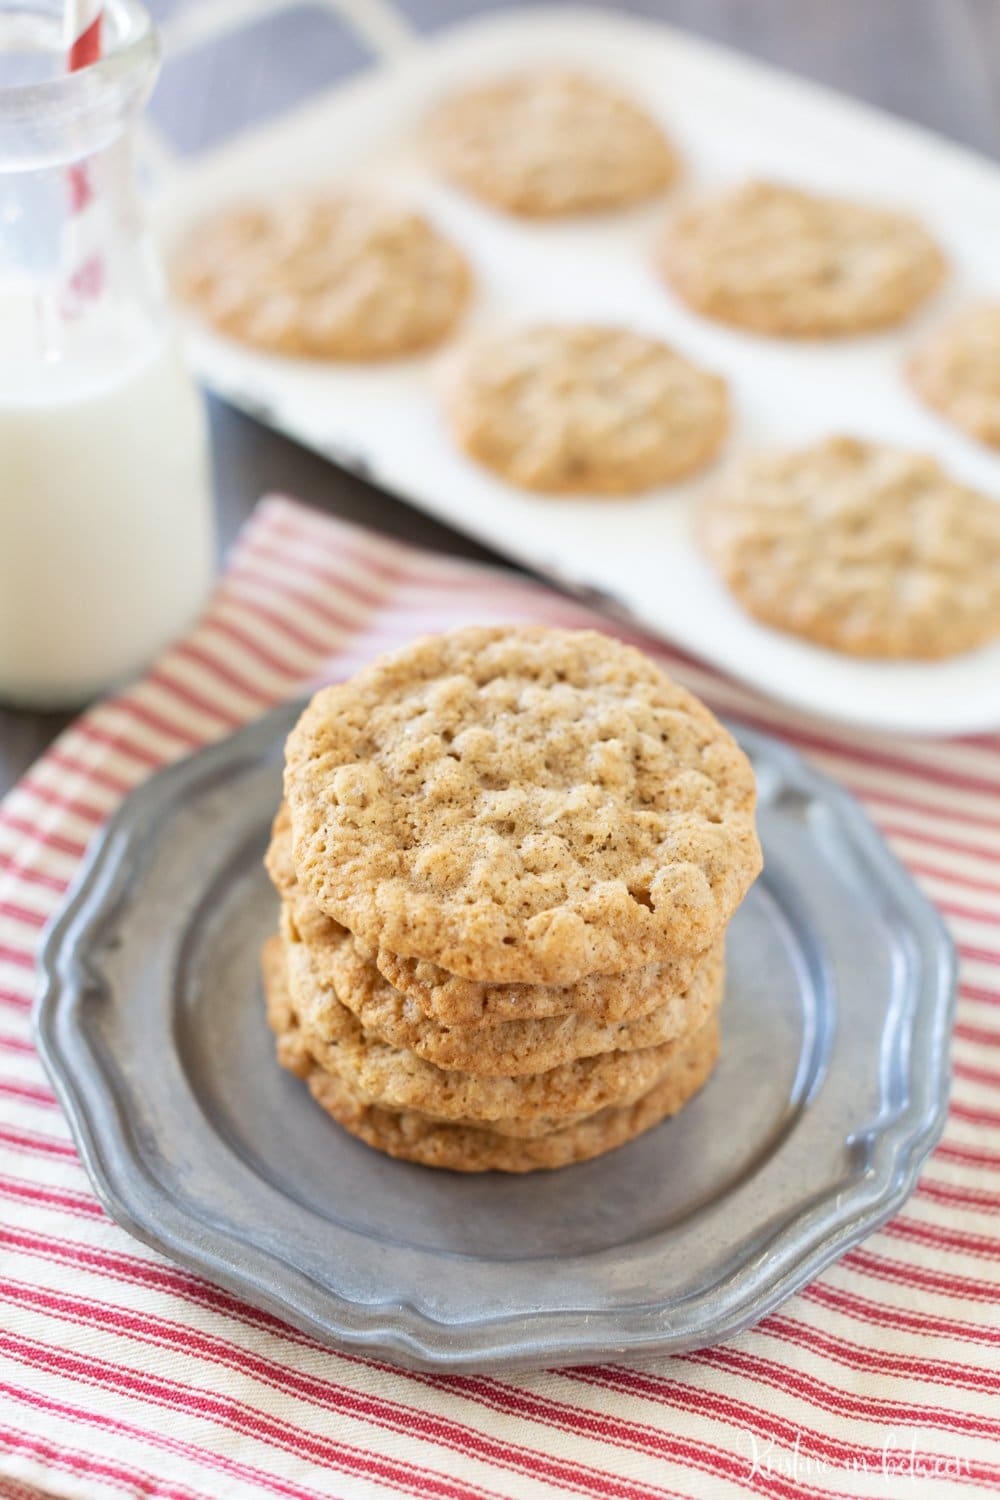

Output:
xmin=155 ymin=4 xmax=1000 ymax=735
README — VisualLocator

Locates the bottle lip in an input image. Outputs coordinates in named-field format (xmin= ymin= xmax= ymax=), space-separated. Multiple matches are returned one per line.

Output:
xmin=0 ymin=0 xmax=160 ymax=163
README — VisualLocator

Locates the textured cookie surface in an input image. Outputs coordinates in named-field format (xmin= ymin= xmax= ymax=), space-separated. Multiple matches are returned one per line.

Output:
xmin=267 ymin=803 xmax=710 ymax=1027
xmin=375 ymin=945 xmax=702 ymax=1028
xmin=699 ymin=436 xmax=1000 ymax=659
xmin=908 ymin=305 xmax=1000 ymax=448
xmin=426 ymin=70 xmax=678 ymax=217
xmin=658 ymin=181 xmax=944 ymax=337
xmin=264 ymin=938 xmax=718 ymax=1172
xmin=175 ymin=193 xmax=470 ymax=358
xmin=280 ymin=890 xmax=724 ymax=1076
xmin=284 ymin=626 xmax=761 ymax=983
xmin=443 ymin=325 xmax=728 ymax=493
xmin=281 ymin=916 xmax=714 ymax=1128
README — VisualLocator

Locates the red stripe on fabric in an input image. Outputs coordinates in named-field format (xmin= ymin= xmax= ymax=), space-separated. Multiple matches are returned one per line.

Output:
xmin=0 ymin=1329 xmax=522 ymax=1500
xmin=0 ymin=1280 xmax=687 ymax=1500
xmin=145 ymin=668 xmax=245 ymax=731
xmin=846 ymin=781 xmax=1000 ymax=836
xmin=16 ymin=777 xmax=107 ymax=825
xmin=937 ymin=896 xmax=1000 ymax=929
xmin=241 ymin=538 xmax=393 ymax=614
xmin=0 ymin=987 xmax=31 ymax=1014
xmin=951 ymin=1099 xmax=1000 ymax=1129
xmin=0 ymin=1034 xmax=34 ymax=1056
xmin=0 ymin=851 xmax=68 ymax=894
xmin=954 ymin=1022 xmax=1000 ymax=1049
xmin=936 ymin=1141 xmax=1000 ymax=1171
xmin=802 ymin=1280 xmax=1000 ymax=1347
xmin=758 ymin=1310 xmax=997 ymax=1394
xmin=0 ymin=814 xmax=86 ymax=860
xmin=44 ymin=748 xmax=131 ymax=797
xmin=680 ymin=1343 xmax=1000 ymax=1443
xmin=0 ymin=1125 xmax=76 ymax=1159
xmin=107 ymin=695 xmax=205 ymax=751
xmin=878 ymin=821 xmax=1000 ymax=868
xmin=957 ymin=945 xmax=1000 ymax=974
xmin=173 ymin=641 xmax=275 ymax=705
xmin=845 ymin=1247 xmax=1000 ymax=1304
xmin=0 ymin=1424 xmax=199 ymax=1500
xmin=0 ymin=1080 xmax=56 ymax=1108
xmin=569 ymin=1360 xmax=1000 ymax=1459
xmin=0 ymin=901 xmax=45 ymax=931
xmin=73 ymin=719 xmax=169 ymax=770
xmin=918 ymin=1178 xmax=1000 ymax=1214
xmin=907 ymin=859 xmax=1000 ymax=899
xmin=229 ymin=561 xmax=373 ymax=636
xmin=954 ymin=1058 xmax=1000 ymax=1089
xmin=0 ymin=1227 xmax=254 ymax=1324
xmin=228 ymin=561 xmax=368 ymax=637
xmin=477 ymin=1366 xmax=978 ymax=1500
xmin=352 ymin=1368 xmax=860 ymax=1500
xmin=962 ymin=983 xmax=1000 ymax=1008
xmin=0 ymin=1173 xmax=102 ymax=1219
xmin=884 ymin=1215 xmax=1000 ymax=1263
xmin=0 ymin=944 xmax=36 ymax=972
xmin=220 ymin=581 xmax=342 ymax=655
xmin=716 ymin=704 xmax=1000 ymax=799
xmin=203 ymin=613 xmax=319 ymax=680
xmin=0 ymin=1387 xmax=327 ymax=1500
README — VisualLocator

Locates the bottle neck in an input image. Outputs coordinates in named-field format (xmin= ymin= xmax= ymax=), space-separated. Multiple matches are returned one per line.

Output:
xmin=0 ymin=0 xmax=164 ymax=398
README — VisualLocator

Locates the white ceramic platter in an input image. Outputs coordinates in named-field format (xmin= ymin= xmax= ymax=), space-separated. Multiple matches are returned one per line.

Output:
xmin=156 ymin=5 xmax=1000 ymax=735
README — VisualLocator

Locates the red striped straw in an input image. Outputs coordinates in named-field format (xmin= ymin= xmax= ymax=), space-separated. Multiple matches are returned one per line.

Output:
xmin=67 ymin=0 xmax=103 ymax=71
xmin=64 ymin=0 xmax=104 ymax=306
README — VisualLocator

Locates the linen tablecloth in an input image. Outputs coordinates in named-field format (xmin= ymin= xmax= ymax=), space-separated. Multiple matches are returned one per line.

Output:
xmin=0 ymin=496 xmax=997 ymax=1499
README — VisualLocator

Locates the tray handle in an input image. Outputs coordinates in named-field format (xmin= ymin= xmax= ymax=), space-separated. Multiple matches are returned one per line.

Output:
xmin=140 ymin=0 xmax=419 ymax=189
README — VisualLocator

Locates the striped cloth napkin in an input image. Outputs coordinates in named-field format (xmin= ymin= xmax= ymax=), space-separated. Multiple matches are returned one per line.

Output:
xmin=0 ymin=495 xmax=997 ymax=1500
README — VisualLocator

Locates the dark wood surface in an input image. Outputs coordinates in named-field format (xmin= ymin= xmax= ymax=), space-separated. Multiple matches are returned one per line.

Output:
xmin=3 ymin=0 xmax=998 ymax=793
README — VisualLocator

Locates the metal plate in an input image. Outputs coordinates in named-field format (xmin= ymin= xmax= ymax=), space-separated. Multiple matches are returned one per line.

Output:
xmin=36 ymin=705 xmax=956 ymax=1372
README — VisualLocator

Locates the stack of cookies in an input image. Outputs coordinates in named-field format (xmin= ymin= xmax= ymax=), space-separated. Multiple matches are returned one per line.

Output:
xmin=263 ymin=626 xmax=762 ymax=1172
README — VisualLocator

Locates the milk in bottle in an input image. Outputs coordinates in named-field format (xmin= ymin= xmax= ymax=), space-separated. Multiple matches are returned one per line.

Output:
xmin=0 ymin=0 xmax=214 ymax=706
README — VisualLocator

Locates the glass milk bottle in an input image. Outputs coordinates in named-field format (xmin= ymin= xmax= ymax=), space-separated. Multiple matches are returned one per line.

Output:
xmin=0 ymin=0 xmax=213 ymax=706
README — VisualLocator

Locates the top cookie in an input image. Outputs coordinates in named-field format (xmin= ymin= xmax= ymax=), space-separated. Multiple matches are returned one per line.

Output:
xmin=699 ymin=436 xmax=1000 ymax=659
xmin=284 ymin=626 xmax=761 ymax=984
xmin=426 ymin=70 xmax=679 ymax=217
xmin=442 ymin=324 xmax=729 ymax=494
xmin=908 ymin=304 xmax=1000 ymax=449
xmin=174 ymin=192 xmax=470 ymax=359
xmin=658 ymin=181 xmax=945 ymax=337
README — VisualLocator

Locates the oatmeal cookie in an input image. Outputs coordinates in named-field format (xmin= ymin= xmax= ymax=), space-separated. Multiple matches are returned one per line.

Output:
xmin=699 ymin=436 xmax=1000 ymax=657
xmin=280 ymin=894 xmax=724 ymax=1076
xmin=283 ymin=626 xmax=761 ymax=982
xmin=658 ymin=181 xmax=944 ymax=336
xmin=281 ymin=919 xmax=715 ymax=1128
xmin=426 ymin=69 xmax=678 ymax=217
xmin=175 ymin=192 xmax=470 ymax=358
xmin=442 ymin=325 xmax=728 ymax=493
xmin=908 ymin=304 xmax=1000 ymax=448
xmin=264 ymin=937 xmax=718 ymax=1172
xmin=266 ymin=802 xmax=712 ymax=1027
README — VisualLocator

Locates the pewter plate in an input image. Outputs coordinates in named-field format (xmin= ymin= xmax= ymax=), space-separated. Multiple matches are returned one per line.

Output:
xmin=36 ymin=706 xmax=956 ymax=1372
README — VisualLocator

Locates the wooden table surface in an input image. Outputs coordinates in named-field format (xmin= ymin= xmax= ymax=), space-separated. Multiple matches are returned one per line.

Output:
xmin=2 ymin=0 xmax=998 ymax=794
